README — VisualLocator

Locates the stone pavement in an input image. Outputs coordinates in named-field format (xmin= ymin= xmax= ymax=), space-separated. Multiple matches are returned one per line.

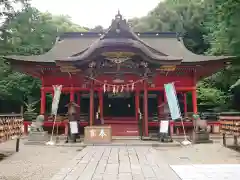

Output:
xmin=51 ymin=146 xmax=180 ymax=180
xmin=171 ymin=164 xmax=240 ymax=180
xmin=153 ymin=143 xmax=240 ymax=180
xmin=0 ymin=139 xmax=80 ymax=180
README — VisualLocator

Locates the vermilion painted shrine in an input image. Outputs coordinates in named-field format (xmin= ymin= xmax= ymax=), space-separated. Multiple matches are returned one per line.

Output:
xmin=4 ymin=13 xmax=233 ymax=137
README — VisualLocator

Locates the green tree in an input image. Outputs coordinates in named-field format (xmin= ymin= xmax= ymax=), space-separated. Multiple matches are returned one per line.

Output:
xmin=129 ymin=0 xmax=238 ymax=111
xmin=130 ymin=0 xmax=208 ymax=54
xmin=204 ymin=0 xmax=240 ymax=109
xmin=0 ymin=7 xmax=87 ymax=112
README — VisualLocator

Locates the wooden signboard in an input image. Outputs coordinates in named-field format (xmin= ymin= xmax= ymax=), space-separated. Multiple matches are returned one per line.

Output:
xmin=84 ymin=126 xmax=112 ymax=144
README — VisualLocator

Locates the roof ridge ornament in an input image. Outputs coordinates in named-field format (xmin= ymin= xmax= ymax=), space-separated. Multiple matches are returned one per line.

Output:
xmin=115 ymin=9 xmax=122 ymax=21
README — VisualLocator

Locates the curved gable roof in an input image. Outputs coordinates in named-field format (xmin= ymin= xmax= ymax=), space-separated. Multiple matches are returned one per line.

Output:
xmin=4 ymin=12 xmax=234 ymax=64
xmin=5 ymin=36 xmax=98 ymax=62
xmin=141 ymin=37 xmax=233 ymax=63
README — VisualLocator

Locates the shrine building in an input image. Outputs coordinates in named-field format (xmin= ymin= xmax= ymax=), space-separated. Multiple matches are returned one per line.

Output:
xmin=4 ymin=13 xmax=233 ymax=137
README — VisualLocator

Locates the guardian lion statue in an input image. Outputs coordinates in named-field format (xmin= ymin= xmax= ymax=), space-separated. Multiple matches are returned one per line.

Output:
xmin=193 ymin=114 xmax=207 ymax=132
xmin=30 ymin=114 xmax=44 ymax=132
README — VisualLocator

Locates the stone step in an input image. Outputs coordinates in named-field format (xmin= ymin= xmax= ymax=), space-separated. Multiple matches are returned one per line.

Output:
xmin=112 ymin=136 xmax=140 ymax=140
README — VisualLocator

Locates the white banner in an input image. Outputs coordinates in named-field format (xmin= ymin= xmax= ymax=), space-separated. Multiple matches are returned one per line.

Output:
xmin=51 ymin=85 xmax=62 ymax=115
xmin=164 ymin=83 xmax=181 ymax=120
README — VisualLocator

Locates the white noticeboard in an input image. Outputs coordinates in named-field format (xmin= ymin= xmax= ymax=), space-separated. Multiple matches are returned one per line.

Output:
xmin=70 ymin=121 xmax=78 ymax=134
xmin=164 ymin=83 xmax=181 ymax=120
xmin=51 ymin=85 xmax=62 ymax=115
xmin=160 ymin=120 xmax=169 ymax=133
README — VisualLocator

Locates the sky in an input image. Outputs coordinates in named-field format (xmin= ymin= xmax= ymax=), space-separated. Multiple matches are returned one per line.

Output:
xmin=31 ymin=0 xmax=162 ymax=28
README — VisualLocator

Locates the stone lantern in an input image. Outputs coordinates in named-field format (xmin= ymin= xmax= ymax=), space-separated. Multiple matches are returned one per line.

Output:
xmin=65 ymin=101 xmax=80 ymax=143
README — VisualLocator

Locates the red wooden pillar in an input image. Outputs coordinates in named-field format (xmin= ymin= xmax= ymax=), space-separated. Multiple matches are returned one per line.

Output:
xmin=89 ymin=81 xmax=94 ymax=126
xmin=192 ymin=89 xmax=198 ymax=114
xmin=143 ymin=81 xmax=148 ymax=136
xmin=40 ymin=87 xmax=46 ymax=115
xmin=135 ymin=90 xmax=139 ymax=121
xmin=77 ymin=92 xmax=81 ymax=113
xmin=183 ymin=93 xmax=187 ymax=116
xmin=192 ymin=70 xmax=198 ymax=114
xmin=70 ymin=87 xmax=74 ymax=102
xmin=98 ymin=91 xmax=104 ymax=120
xmin=158 ymin=93 xmax=163 ymax=116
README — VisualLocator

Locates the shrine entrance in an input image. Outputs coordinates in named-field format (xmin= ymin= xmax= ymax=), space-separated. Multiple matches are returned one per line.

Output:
xmin=103 ymin=92 xmax=135 ymax=117
xmin=103 ymin=92 xmax=139 ymax=136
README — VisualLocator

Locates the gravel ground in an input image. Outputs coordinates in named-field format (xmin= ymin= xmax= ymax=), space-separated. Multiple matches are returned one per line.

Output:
xmin=0 ymin=139 xmax=80 ymax=180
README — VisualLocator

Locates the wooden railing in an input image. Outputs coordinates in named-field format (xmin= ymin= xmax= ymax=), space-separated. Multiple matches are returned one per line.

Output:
xmin=0 ymin=114 xmax=23 ymax=143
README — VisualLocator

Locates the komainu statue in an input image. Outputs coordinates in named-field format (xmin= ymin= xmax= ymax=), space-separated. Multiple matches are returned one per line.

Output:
xmin=192 ymin=114 xmax=207 ymax=132
xmin=30 ymin=114 xmax=44 ymax=132
xmin=191 ymin=113 xmax=212 ymax=143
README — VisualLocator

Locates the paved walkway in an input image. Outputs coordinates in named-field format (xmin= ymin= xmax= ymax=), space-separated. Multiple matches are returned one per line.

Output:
xmin=0 ymin=139 xmax=80 ymax=180
xmin=51 ymin=146 xmax=180 ymax=180
xmin=171 ymin=164 xmax=240 ymax=180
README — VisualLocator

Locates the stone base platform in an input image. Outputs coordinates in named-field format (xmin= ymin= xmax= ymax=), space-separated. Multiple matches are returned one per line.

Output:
xmin=25 ymin=131 xmax=49 ymax=145
xmin=190 ymin=131 xmax=213 ymax=144
xmin=192 ymin=139 xmax=213 ymax=144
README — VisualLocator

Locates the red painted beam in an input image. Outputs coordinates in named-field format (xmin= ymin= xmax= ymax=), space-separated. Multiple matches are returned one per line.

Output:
xmin=148 ymin=121 xmax=220 ymax=127
xmin=104 ymin=121 xmax=138 ymax=124
xmin=148 ymin=87 xmax=196 ymax=91
xmin=41 ymin=86 xmax=196 ymax=92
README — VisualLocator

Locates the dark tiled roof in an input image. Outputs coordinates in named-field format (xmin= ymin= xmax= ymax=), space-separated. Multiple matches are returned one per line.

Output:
xmin=59 ymin=32 xmax=180 ymax=40
xmin=141 ymin=37 xmax=234 ymax=63
xmin=5 ymin=34 xmax=233 ymax=63
xmin=4 ymin=36 xmax=98 ymax=62
xmin=4 ymin=12 xmax=233 ymax=64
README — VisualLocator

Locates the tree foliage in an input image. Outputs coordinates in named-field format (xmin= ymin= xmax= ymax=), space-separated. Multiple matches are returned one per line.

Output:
xmin=0 ymin=6 xmax=87 ymax=112
xmin=130 ymin=0 xmax=240 ymax=111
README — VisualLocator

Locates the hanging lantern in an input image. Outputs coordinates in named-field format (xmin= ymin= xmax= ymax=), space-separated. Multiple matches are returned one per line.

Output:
xmin=107 ymin=85 xmax=111 ymax=92
xmin=131 ymin=83 xmax=134 ymax=91
xmin=116 ymin=86 xmax=119 ymax=93
xmin=126 ymin=85 xmax=129 ymax=92
xmin=113 ymin=85 xmax=116 ymax=94
xmin=103 ymin=84 xmax=106 ymax=92
xmin=121 ymin=85 xmax=124 ymax=92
